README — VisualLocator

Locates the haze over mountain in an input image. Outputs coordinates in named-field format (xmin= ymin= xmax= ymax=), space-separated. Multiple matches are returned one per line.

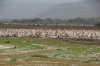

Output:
xmin=0 ymin=0 xmax=80 ymax=19
xmin=0 ymin=0 xmax=57 ymax=19
xmin=0 ymin=0 xmax=100 ymax=20
xmin=37 ymin=0 xmax=100 ymax=19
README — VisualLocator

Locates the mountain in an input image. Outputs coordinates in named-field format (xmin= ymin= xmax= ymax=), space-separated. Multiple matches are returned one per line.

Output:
xmin=0 ymin=0 xmax=100 ymax=20
xmin=37 ymin=0 xmax=100 ymax=19
xmin=0 ymin=0 xmax=58 ymax=19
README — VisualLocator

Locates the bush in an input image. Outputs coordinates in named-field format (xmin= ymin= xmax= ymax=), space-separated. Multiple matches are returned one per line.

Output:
xmin=5 ymin=41 xmax=10 ymax=43
xmin=0 ymin=22 xmax=4 ymax=25
xmin=95 ymin=22 xmax=100 ymax=26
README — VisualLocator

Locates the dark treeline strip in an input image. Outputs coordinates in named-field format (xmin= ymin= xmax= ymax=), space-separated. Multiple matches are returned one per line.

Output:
xmin=0 ymin=17 xmax=100 ymax=26
xmin=0 ymin=21 xmax=4 ymax=25
xmin=95 ymin=22 xmax=100 ymax=26
xmin=12 ymin=17 xmax=100 ymax=25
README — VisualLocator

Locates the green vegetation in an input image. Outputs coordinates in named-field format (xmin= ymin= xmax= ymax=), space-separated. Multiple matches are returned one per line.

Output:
xmin=83 ymin=59 xmax=100 ymax=63
xmin=5 ymin=41 xmax=10 ymax=43
xmin=0 ymin=38 xmax=100 ymax=66
xmin=0 ymin=38 xmax=99 ymax=58
xmin=10 ymin=57 xmax=17 ymax=62
xmin=11 ymin=17 xmax=100 ymax=25
xmin=0 ymin=38 xmax=48 ymax=52
xmin=0 ymin=22 xmax=4 ymax=25
xmin=95 ymin=22 xmax=100 ymax=26
xmin=47 ymin=44 xmax=100 ymax=59
xmin=29 ymin=54 xmax=48 ymax=58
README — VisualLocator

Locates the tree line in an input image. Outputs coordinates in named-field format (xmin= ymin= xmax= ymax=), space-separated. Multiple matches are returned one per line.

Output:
xmin=12 ymin=17 xmax=100 ymax=25
xmin=0 ymin=17 xmax=100 ymax=26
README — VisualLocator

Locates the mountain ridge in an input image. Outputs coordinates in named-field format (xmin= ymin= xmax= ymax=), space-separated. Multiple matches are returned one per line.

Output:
xmin=37 ymin=0 xmax=100 ymax=19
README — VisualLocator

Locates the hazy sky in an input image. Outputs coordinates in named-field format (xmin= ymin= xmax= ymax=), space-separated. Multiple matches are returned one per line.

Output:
xmin=0 ymin=0 xmax=82 ymax=19
xmin=16 ymin=0 xmax=81 ymax=3
xmin=0 ymin=0 xmax=81 ymax=3
xmin=1 ymin=0 xmax=99 ymax=19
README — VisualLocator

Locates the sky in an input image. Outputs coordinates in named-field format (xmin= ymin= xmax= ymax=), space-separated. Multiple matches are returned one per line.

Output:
xmin=0 ymin=0 xmax=81 ymax=19
xmin=15 ymin=0 xmax=81 ymax=3
xmin=0 ymin=0 xmax=99 ymax=19
xmin=0 ymin=0 xmax=81 ymax=7
xmin=0 ymin=0 xmax=81 ymax=4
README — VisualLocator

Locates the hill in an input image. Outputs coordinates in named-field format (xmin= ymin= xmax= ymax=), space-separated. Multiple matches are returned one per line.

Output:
xmin=37 ymin=0 xmax=100 ymax=19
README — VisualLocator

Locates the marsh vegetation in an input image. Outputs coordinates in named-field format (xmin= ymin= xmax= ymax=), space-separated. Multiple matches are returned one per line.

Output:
xmin=0 ymin=38 xmax=100 ymax=66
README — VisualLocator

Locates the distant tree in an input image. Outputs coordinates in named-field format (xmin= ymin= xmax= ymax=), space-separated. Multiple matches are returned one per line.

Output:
xmin=67 ymin=19 xmax=74 ymax=23
xmin=11 ymin=17 xmax=100 ymax=25
xmin=13 ymin=19 xmax=20 ymax=23
xmin=46 ymin=18 xmax=53 ymax=22
xmin=0 ymin=21 xmax=4 ymax=25
xmin=33 ymin=18 xmax=43 ymax=22
xmin=95 ymin=22 xmax=100 ymax=26
xmin=30 ymin=18 xmax=43 ymax=24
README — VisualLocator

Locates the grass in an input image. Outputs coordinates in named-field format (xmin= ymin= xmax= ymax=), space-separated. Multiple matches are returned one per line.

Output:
xmin=10 ymin=57 xmax=17 ymax=62
xmin=0 ymin=38 xmax=49 ymax=50
xmin=46 ymin=43 xmax=100 ymax=59
xmin=83 ymin=59 xmax=100 ymax=63
xmin=0 ymin=38 xmax=62 ymax=46
xmin=29 ymin=54 xmax=49 ymax=58
xmin=0 ymin=38 xmax=99 ymax=56
xmin=5 ymin=41 xmax=10 ymax=43
xmin=0 ymin=38 xmax=100 ymax=66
